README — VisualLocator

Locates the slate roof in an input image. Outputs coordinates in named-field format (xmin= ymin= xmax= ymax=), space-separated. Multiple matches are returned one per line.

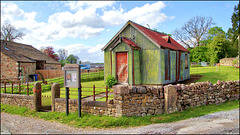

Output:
xmin=1 ymin=40 xmax=60 ymax=64
xmin=102 ymin=20 xmax=189 ymax=52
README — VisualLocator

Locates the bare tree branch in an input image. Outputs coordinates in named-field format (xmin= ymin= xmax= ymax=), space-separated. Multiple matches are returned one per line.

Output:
xmin=172 ymin=16 xmax=215 ymax=48
xmin=1 ymin=23 xmax=25 ymax=42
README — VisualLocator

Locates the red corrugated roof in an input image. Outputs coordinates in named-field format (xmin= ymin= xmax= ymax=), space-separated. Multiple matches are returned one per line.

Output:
xmin=131 ymin=22 xmax=189 ymax=52
xmin=122 ymin=37 xmax=141 ymax=49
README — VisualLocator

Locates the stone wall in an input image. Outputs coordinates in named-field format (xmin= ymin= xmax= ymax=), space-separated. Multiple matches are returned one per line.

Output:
xmin=1 ymin=93 xmax=34 ymax=110
xmin=20 ymin=62 xmax=36 ymax=82
xmin=53 ymin=80 xmax=239 ymax=117
xmin=175 ymin=80 xmax=239 ymax=112
xmin=220 ymin=57 xmax=238 ymax=66
xmin=113 ymin=85 xmax=165 ymax=117
xmin=54 ymin=98 xmax=115 ymax=116
xmin=1 ymin=53 xmax=19 ymax=79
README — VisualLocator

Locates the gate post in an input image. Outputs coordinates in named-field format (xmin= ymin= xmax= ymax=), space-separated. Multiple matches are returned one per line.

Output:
xmin=164 ymin=85 xmax=177 ymax=114
xmin=33 ymin=82 xmax=42 ymax=112
xmin=51 ymin=83 xmax=60 ymax=112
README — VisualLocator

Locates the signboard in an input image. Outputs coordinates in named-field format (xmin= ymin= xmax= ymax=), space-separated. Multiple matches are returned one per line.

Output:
xmin=64 ymin=64 xmax=81 ymax=88
xmin=63 ymin=64 xmax=82 ymax=117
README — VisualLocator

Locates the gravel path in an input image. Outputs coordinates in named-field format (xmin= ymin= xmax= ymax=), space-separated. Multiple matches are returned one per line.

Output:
xmin=1 ymin=109 xmax=239 ymax=134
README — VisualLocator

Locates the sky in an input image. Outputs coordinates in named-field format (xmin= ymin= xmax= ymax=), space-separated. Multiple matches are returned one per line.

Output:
xmin=1 ymin=1 xmax=238 ymax=63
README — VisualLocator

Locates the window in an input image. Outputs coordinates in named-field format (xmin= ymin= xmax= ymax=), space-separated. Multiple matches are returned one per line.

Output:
xmin=185 ymin=53 xmax=188 ymax=69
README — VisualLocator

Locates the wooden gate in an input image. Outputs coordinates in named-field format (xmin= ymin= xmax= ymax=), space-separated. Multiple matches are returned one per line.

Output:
xmin=116 ymin=52 xmax=128 ymax=83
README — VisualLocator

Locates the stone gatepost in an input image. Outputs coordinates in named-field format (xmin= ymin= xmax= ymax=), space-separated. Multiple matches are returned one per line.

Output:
xmin=51 ymin=83 xmax=60 ymax=112
xmin=112 ymin=84 xmax=129 ymax=117
xmin=164 ymin=85 xmax=177 ymax=114
xmin=33 ymin=82 xmax=42 ymax=112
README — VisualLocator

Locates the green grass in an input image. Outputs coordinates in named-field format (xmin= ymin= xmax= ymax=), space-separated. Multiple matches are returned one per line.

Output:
xmin=1 ymin=100 xmax=239 ymax=128
xmin=190 ymin=66 xmax=239 ymax=84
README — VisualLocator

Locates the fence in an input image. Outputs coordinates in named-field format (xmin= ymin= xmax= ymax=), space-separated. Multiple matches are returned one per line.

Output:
xmin=0 ymin=80 xmax=31 ymax=95
xmin=36 ymin=70 xmax=64 ymax=80
xmin=36 ymin=69 xmax=104 ymax=83
xmin=59 ymin=85 xmax=110 ymax=102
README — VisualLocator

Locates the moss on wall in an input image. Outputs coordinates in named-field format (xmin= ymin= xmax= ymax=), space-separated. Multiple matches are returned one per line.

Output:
xmin=133 ymin=50 xmax=141 ymax=84
xmin=141 ymin=50 xmax=160 ymax=84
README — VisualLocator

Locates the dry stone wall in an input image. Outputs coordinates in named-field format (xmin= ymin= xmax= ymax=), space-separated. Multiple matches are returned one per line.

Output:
xmin=175 ymin=80 xmax=239 ymax=112
xmin=1 ymin=93 xmax=34 ymax=110
xmin=53 ymin=80 xmax=239 ymax=117
xmin=113 ymin=85 xmax=165 ymax=117
xmin=54 ymin=98 xmax=115 ymax=116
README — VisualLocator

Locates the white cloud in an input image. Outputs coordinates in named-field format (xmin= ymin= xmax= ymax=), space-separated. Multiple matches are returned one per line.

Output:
xmin=65 ymin=1 xmax=115 ymax=11
xmin=1 ymin=1 xmax=175 ymax=63
xmin=101 ymin=1 xmax=175 ymax=28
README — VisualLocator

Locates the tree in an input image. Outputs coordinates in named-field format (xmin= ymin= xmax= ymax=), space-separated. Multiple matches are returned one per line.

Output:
xmin=189 ymin=26 xmax=233 ymax=63
xmin=172 ymin=16 xmax=214 ymax=48
xmin=1 ymin=23 xmax=25 ymax=41
xmin=207 ymin=35 xmax=230 ymax=63
xmin=188 ymin=46 xmax=209 ymax=62
xmin=67 ymin=54 xmax=79 ymax=64
xmin=227 ymin=3 xmax=239 ymax=56
xmin=40 ymin=46 xmax=59 ymax=61
xmin=57 ymin=49 xmax=68 ymax=61
xmin=57 ymin=49 xmax=68 ymax=67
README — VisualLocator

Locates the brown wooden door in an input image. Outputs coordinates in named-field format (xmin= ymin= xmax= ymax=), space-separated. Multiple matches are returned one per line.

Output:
xmin=116 ymin=52 xmax=128 ymax=83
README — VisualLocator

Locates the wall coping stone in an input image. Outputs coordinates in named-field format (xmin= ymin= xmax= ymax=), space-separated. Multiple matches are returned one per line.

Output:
xmin=0 ymin=93 xmax=33 ymax=100
xmin=82 ymin=101 xmax=107 ymax=107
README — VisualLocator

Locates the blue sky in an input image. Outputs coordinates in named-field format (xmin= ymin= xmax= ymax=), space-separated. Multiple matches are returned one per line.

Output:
xmin=1 ymin=1 xmax=238 ymax=63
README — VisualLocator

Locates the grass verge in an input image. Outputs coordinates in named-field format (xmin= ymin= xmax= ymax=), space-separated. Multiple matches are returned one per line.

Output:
xmin=1 ymin=100 xmax=239 ymax=128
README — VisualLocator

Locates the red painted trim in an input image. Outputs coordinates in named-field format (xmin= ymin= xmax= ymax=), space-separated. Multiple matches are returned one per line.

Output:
xmin=168 ymin=50 xmax=170 ymax=80
xmin=132 ymin=49 xmax=135 ymax=85
xmin=176 ymin=51 xmax=178 ymax=82
xmin=178 ymin=51 xmax=181 ymax=81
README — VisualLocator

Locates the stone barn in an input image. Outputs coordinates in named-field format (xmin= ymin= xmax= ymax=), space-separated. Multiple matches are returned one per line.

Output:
xmin=102 ymin=20 xmax=190 ymax=85
xmin=1 ymin=40 xmax=61 ymax=82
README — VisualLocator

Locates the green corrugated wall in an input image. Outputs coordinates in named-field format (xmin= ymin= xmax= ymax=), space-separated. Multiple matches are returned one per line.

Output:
xmin=104 ymin=24 xmax=190 ymax=85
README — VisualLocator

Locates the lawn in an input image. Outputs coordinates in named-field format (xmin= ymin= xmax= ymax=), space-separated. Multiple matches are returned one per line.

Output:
xmin=42 ymin=80 xmax=108 ymax=98
xmin=190 ymin=66 xmax=239 ymax=84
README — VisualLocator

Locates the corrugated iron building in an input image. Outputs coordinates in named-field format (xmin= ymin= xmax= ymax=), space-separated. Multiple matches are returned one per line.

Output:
xmin=102 ymin=20 xmax=190 ymax=85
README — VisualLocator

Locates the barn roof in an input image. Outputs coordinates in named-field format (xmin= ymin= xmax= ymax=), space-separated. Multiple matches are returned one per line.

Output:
xmin=1 ymin=40 xmax=60 ymax=64
xmin=102 ymin=20 xmax=189 ymax=52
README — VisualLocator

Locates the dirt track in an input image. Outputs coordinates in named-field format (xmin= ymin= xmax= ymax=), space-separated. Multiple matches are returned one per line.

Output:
xmin=1 ymin=108 xmax=239 ymax=134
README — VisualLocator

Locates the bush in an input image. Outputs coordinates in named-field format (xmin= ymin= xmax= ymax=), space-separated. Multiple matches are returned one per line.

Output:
xmin=106 ymin=75 xmax=118 ymax=88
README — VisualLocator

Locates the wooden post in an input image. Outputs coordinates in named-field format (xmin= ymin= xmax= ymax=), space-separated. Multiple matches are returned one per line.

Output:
xmin=106 ymin=85 xmax=108 ymax=102
xmin=66 ymin=87 xmax=69 ymax=115
xmin=33 ymin=82 xmax=42 ymax=112
xmin=11 ymin=82 xmax=14 ymax=94
xmin=18 ymin=81 xmax=21 ymax=94
xmin=93 ymin=85 xmax=95 ymax=101
xmin=51 ymin=83 xmax=60 ymax=112
xmin=27 ymin=82 xmax=29 ymax=95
